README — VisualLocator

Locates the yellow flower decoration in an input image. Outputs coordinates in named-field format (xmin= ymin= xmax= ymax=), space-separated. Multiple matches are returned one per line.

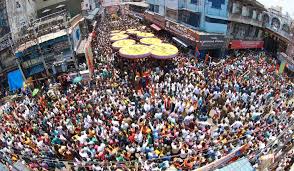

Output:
xmin=150 ymin=43 xmax=178 ymax=59
xmin=110 ymin=34 xmax=129 ymax=42
xmin=110 ymin=32 xmax=125 ymax=36
xmin=140 ymin=37 xmax=162 ymax=45
xmin=119 ymin=44 xmax=150 ymax=59
xmin=111 ymin=30 xmax=121 ymax=33
xmin=136 ymin=32 xmax=154 ymax=38
xmin=112 ymin=39 xmax=136 ymax=49
xmin=127 ymin=28 xmax=137 ymax=32
xmin=127 ymin=30 xmax=139 ymax=35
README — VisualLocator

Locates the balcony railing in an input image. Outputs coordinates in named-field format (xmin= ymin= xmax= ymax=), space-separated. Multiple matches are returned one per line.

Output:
xmin=229 ymin=13 xmax=263 ymax=27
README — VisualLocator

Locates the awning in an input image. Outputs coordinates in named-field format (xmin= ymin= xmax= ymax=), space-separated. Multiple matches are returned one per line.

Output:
xmin=56 ymin=4 xmax=66 ymax=9
xmin=172 ymin=37 xmax=188 ymax=48
xmin=150 ymin=24 xmax=161 ymax=31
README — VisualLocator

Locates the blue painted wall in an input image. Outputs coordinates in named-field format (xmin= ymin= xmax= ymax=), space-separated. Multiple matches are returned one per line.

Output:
xmin=146 ymin=0 xmax=228 ymax=34
xmin=204 ymin=22 xmax=227 ymax=33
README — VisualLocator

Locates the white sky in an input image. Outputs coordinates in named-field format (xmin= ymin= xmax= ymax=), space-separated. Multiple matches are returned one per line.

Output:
xmin=257 ymin=0 xmax=294 ymax=18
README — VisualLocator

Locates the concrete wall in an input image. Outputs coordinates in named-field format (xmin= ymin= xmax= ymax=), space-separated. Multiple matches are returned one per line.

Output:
xmin=146 ymin=0 xmax=228 ymax=34
xmin=5 ymin=0 xmax=36 ymax=41
xmin=0 ymin=0 xmax=10 ymax=37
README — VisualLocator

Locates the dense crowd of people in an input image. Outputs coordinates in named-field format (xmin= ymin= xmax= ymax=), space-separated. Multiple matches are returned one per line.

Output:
xmin=0 ymin=14 xmax=293 ymax=171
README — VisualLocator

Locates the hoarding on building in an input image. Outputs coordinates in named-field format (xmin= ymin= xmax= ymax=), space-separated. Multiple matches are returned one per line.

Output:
xmin=197 ymin=34 xmax=226 ymax=50
xmin=230 ymin=40 xmax=264 ymax=49
xmin=165 ymin=20 xmax=198 ymax=42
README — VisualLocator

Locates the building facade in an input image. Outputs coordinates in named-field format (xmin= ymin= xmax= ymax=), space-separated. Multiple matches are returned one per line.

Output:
xmin=227 ymin=0 xmax=265 ymax=50
xmin=262 ymin=7 xmax=292 ymax=56
xmin=14 ymin=12 xmax=84 ymax=78
xmin=145 ymin=0 xmax=228 ymax=58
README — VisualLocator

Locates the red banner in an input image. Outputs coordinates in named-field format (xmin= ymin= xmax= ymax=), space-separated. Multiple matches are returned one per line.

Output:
xmin=230 ymin=40 xmax=264 ymax=49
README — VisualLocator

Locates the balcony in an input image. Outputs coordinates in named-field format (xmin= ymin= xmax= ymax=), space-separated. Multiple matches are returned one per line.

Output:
xmin=229 ymin=13 xmax=263 ymax=27
xmin=264 ymin=24 xmax=291 ymax=42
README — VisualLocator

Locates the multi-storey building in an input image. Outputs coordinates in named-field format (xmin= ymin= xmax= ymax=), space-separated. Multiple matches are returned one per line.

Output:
xmin=227 ymin=0 xmax=266 ymax=51
xmin=0 ymin=1 xmax=85 ymax=83
xmin=262 ymin=6 xmax=292 ymax=56
xmin=145 ymin=0 xmax=228 ymax=58
xmin=14 ymin=12 xmax=84 ymax=78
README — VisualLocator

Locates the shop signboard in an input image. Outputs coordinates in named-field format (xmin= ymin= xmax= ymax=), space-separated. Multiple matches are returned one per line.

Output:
xmin=165 ymin=20 xmax=198 ymax=42
xmin=230 ymin=40 xmax=264 ymax=49
xmin=197 ymin=34 xmax=226 ymax=50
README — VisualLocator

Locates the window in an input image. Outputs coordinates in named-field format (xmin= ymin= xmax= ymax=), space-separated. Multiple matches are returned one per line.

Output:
xmin=208 ymin=0 xmax=225 ymax=9
xmin=154 ymin=5 xmax=159 ymax=13
xmin=191 ymin=0 xmax=198 ymax=5
xmin=149 ymin=4 xmax=154 ymax=12
xmin=179 ymin=10 xmax=200 ymax=27
xmin=205 ymin=17 xmax=228 ymax=25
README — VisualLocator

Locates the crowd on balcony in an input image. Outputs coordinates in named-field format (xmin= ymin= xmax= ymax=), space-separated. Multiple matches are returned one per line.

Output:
xmin=0 ymin=15 xmax=293 ymax=171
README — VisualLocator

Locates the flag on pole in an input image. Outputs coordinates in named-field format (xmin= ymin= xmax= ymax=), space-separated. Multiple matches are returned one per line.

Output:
xmin=278 ymin=61 xmax=286 ymax=74
xmin=195 ymin=46 xmax=200 ymax=57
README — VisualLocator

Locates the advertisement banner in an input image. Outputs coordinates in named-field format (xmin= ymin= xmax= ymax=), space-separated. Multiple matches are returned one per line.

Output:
xmin=165 ymin=20 xmax=198 ymax=42
xmin=230 ymin=40 xmax=264 ymax=49
xmin=194 ymin=144 xmax=249 ymax=171
xmin=85 ymin=42 xmax=94 ymax=76
xmin=198 ymin=35 xmax=226 ymax=50
xmin=279 ymin=61 xmax=286 ymax=74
